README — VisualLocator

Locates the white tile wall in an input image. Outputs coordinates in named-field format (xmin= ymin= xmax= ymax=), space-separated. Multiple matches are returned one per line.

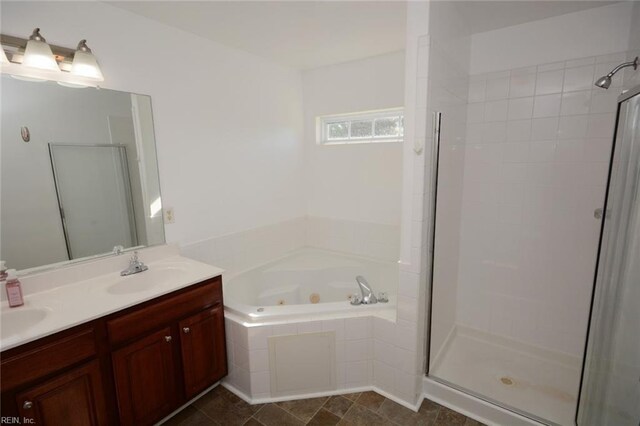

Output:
xmin=181 ymin=215 xmax=401 ymax=277
xmin=452 ymin=52 xmax=623 ymax=356
xmin=224 ymin=316 xmax=375 ymax=398
xmin=306 ymin=217 xmax=400 ymax=263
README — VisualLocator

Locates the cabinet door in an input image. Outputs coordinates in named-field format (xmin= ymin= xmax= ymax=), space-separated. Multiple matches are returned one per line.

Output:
xmin=179 ymin=305 xmax=227 ymax=398
xmin=16 ymin=360 xmax=107 ymax=426
xmin=112 ymin=327 xmax=177 ymax=425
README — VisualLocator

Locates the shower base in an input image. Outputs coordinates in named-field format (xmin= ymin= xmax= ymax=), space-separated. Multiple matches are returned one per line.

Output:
xmin=429 ymin=326 xmax=580 ymax=426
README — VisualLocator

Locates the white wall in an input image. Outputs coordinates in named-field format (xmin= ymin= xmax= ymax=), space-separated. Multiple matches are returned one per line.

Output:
xmin=301 ymin=52 xmax=405 ymax=226
xmin=1 ymin=1 xmax=306 ymax=249
xmin=470 ymin=2 xmax=634 ymax=75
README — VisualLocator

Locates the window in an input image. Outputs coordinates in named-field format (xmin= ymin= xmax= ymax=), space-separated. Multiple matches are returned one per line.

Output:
xmin=317 ymin=108 xmax=404 ymax=145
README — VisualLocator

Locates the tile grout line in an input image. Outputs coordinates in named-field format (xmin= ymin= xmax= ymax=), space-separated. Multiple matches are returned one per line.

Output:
xmin=300 ymin=396 xmax=331 ymax=425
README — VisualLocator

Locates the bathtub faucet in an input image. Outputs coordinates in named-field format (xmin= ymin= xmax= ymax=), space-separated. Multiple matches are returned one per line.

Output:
xmin=355 ymin=276 xmax=378 ymax=304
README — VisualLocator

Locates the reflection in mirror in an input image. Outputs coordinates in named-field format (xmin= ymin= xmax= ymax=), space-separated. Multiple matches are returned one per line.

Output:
xmin=1 ymin=76 xmax=165 ymax=271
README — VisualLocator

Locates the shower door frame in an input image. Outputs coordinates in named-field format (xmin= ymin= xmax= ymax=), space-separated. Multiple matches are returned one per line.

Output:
xmin=423 ymin=84 xmax=637 ymax=424
xmin=422 ymin=111 xmax=559 ymax=426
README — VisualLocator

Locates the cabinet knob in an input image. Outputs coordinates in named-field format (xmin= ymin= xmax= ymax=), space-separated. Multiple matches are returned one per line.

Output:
xmin=23 ymin=401 xmax=33 ymax=409
xmin=164 ymin=335 xmax=172 ymax=343
xmin=183 ymin=327 xmax=190 ymax=334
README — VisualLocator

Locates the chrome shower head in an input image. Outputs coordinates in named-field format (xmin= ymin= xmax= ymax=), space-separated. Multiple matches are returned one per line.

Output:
xmin=595 ymin=75 xmax=612 ymax=89
xmin=594 ymin=57 xmax=638 ymax=89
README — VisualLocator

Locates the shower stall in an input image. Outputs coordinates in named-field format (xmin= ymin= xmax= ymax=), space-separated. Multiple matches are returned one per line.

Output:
xmin=423 ymin=2 xmax=639 ymax=425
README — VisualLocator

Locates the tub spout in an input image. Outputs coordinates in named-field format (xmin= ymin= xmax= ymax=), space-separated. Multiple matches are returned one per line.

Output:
xmin=355 ymin=276 xmax=377 ymax=304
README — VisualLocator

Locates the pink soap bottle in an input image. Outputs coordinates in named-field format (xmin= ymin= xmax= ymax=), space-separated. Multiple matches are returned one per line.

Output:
xmin=5 ymin=269 xmax=24 ymax=308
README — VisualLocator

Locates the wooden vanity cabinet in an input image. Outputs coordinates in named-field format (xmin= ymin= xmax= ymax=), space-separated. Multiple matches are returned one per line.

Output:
xmin=16 ymin=360 xmax=108 ymax=426
xmin=112 ymin=327 xmax=178 ymax=425
xmin=179 ymin=305 xmax=227 ymax=399
xmin=0 ymin=276 xmax=226 ymax=426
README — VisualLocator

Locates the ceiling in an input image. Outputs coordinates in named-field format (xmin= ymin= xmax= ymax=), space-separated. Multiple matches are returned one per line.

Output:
xmin=456 ymin=1 xmax=620 ymax=35
xmin=108 ymin=1 xmax=620 ymax=71
xmin=108 ymin=1 xmax=407 ymax=70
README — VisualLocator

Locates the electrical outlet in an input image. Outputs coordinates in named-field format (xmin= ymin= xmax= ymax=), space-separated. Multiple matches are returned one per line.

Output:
xmin=164 ymin=207 xmax=175 ymax=224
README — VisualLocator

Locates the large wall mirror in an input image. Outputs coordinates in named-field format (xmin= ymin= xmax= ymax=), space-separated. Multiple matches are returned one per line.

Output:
xmin=1 ymin=76 xmax=165 ymax=271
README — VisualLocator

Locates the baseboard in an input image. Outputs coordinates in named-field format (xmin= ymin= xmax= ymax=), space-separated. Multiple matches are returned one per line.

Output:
xmin=222 ymin=381 xmax=423 ymax=412
xmin=372 ymin=387 xmax=423 ymax=412
xmin=423 ymin=377 xmax=543 ymax=426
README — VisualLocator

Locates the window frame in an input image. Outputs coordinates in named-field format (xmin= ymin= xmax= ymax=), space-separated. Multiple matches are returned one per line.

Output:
xmin=316 ymin=107 xmax=404 ymax=145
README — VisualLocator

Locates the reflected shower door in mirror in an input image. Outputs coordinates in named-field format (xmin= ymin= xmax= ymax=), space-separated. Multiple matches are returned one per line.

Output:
xmin=1 ymin=76 xmax=164 ymax=271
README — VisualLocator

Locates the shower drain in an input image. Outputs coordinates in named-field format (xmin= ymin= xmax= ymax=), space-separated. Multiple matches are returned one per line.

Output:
xmin=500 ymin=376 xmax=514 ymax=386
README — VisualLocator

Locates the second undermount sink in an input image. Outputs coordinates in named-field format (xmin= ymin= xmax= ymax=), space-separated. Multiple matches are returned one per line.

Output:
xmin=107 ymin=265 xmax=190 ymax=295
xmin=1 ymin=307 xmax=50 ymax=339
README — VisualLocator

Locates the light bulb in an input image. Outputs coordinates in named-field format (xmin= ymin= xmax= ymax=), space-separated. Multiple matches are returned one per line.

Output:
xmin=22 ymin=28 xmax=60 ymax=72
xmin=70 ymin=40 xmax=103 ymax=81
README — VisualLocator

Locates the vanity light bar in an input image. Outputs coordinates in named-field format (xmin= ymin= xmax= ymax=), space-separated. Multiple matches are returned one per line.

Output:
xmin=0 ymin=29 xmax=104 ymax=87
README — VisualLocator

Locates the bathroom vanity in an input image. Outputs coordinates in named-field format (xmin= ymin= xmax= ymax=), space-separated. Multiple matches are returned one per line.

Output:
xmin=0 ymin=253 xmax=227 ymax=426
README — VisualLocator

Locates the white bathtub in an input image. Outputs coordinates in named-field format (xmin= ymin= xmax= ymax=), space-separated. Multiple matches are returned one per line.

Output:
xmin=223 ymin=248 xmax=397 ymax=323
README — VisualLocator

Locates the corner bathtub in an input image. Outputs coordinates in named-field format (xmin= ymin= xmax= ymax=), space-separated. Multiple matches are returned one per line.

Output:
xmin=223 ymin=248 xmax=397 ymax=323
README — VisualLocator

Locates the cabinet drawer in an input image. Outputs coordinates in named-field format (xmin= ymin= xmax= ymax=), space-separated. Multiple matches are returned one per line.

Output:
xmin=1 ymin=328 xmax=97 ymax=391
xmin=107 ymin=277 xmax=222 ymax=346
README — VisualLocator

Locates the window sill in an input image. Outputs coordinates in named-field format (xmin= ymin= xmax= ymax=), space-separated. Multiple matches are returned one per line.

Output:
xmin=319 ymin=138 xmax=403 ymax=146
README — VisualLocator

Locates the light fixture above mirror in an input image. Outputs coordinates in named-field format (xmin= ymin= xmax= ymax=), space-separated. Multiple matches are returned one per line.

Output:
xmin=0 ymin=28 xmax=104 ymax=87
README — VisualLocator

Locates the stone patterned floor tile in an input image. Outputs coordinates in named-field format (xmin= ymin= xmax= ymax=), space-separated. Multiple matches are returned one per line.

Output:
xmin=377 ymin=398 xmax=437 ymax=426
xmin=307 ymin=408 xmax=342 ymax=426
xmin=338 ymin=404 xmax=390 ymax=426
xmin=197 ymin=394 xmax=255 ymax=426
xmin=253 ymin=404 xmax=305 ymax=426
xmin=163 ymin=405 xmax=215 ymax=426
xmin=341 ymin=392 xmax=362 ymax=401
xmin=354 ymin=391 xmax=386 ymax=411
xmin=163 ymin=386 xmax=480 ymax=426
xmin=323 ymin=396 xmax=354 ymax=417
xmin=433 ymin=406 xmax=468 ymax=425
xmin=276 ymin=397 xmax=329 ymax=422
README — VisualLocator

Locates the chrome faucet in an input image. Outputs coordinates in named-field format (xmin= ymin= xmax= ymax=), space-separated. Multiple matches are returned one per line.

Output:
xmin=121 ymin=251 xmax=148 ymax=276
xmin=355 ymin=276 xmax=377 ymax=304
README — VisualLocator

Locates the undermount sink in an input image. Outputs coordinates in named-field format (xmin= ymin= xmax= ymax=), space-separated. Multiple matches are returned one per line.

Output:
xmin=1 ymin=307 xmax=50 ymax=339
xmin=107 ymin=266 xmax=190 ymax=295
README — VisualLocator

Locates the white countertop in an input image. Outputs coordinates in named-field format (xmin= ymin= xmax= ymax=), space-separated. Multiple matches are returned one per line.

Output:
xmin=0 ymin=249 xmax=224 ymax=351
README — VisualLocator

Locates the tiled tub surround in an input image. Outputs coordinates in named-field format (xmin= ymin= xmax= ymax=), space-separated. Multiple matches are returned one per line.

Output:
xmin=181 ymin=216 xmax=400 ymax=279
xmin=224 ymin=248 xmax=397 ymax=321
xmin=180 ymin=216 xmax=413 ymax=406
xmin=222 ymin=315 xmax=420 ymax=411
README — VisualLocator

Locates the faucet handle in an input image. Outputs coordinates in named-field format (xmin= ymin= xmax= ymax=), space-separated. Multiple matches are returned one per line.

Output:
xmin=113 ymin=245 xmax=124 ymax=255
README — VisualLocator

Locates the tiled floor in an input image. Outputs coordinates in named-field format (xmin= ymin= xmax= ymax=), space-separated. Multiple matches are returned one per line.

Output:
xmin=164 ymin=385 xmax=483 ymax=426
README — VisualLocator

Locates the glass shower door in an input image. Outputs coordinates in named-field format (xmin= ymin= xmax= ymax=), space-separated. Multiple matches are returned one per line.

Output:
xmin=578 ymin=86 xmax=640 ymax=426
